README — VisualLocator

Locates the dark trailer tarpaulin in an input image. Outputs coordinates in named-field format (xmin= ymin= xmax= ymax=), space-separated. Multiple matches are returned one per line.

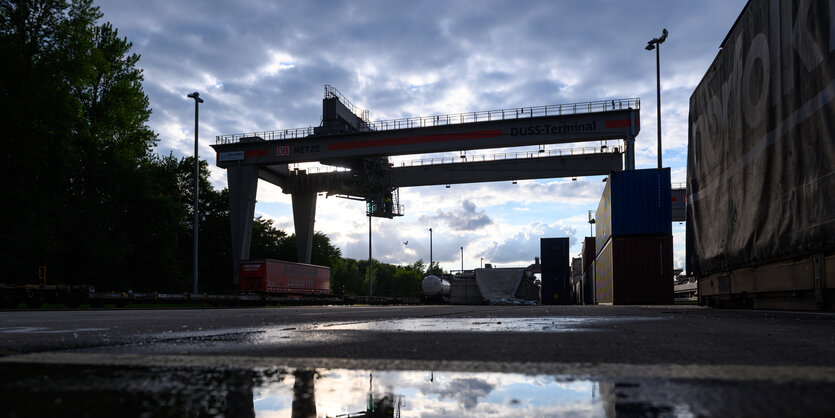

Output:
xmin=687 ymin=0 xmax=835 ymax=276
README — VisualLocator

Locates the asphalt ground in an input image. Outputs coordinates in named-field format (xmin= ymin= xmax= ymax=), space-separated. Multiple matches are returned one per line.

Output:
xmin=1 ymin=305 xmax=834 ymax=416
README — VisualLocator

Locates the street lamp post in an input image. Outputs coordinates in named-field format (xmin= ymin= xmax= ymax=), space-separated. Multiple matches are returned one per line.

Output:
xmin=588 ymin=210 xmax=596 ymax=237
xmin=428 ymin=228 xmax=433 ymax=270
xmin=646 ymin=28 xmax=668 ymax=169
xmin=480 ymin=257 xmax=483 ymax=268
xmin=460 ymin=246 xmax=464 ymax=272
xmin=187 ymin=91 xmax=203 ymax=294
xmin=368 ymin=214 xmax=373 ymax=297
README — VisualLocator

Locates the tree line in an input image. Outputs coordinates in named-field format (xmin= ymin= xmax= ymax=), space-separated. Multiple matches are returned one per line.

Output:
xmin=0 ymin=0 xmax=441 ymax=297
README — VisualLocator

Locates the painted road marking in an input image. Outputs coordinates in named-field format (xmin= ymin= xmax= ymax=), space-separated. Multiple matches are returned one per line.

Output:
xmin=0 ymin=327 xmax=108 ymax=334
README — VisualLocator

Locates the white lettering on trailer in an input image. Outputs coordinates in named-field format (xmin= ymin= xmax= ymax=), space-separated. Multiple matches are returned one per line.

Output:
xmin=287 ymin=278 xmax=314 ymax=288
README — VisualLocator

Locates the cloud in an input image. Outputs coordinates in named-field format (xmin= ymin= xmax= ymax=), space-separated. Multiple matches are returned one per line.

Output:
xmin=420 ymin=200 xmax=493 ymax=232
xmin=429 ymin=377 xmax=496 ymax=410
xmin=483 ymin=221 xmax=578 ymax=264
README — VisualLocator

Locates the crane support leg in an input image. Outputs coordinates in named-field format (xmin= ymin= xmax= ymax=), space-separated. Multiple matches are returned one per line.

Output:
xmin=292 ymin=192 xmax=317 ymax=264
xmin=228 ymin=164 xmax=259 ymax=285
xmin=625 ymin=136 xmax=636 ymax=170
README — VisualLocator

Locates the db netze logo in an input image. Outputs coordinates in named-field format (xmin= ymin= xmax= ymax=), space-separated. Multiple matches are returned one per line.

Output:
xmin=276 ymin=146 xmax=290 ymax=157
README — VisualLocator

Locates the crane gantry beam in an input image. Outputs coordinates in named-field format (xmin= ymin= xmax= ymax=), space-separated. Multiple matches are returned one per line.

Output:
xmin=214 ymin=106 xmax=639 ymax=167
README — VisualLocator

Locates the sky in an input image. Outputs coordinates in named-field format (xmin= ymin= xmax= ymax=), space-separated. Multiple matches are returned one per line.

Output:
xmin=95 ymin=0 xmax=749 ymax=273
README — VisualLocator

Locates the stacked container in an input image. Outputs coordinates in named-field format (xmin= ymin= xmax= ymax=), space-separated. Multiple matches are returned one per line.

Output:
xmin=540 ymin=237 xmax=571 ymax=305
xmin=581 ymin=237 xmax=596 ymax=305
xmin=594 ymin=168 xmax=673 ymax=304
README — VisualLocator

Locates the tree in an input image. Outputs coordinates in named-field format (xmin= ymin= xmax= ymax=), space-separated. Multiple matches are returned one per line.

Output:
xmin=330 ymin=258 xmax=363 ymax=296
xmin=391 ymin=268 xmax=422 ymax=298
xmin=0 ymin=0 xmax=158 ymax=286
xmin=425 ymin=262 xmax=445 ymax=276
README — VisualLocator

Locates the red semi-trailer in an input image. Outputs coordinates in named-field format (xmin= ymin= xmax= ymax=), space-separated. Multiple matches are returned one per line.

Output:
xmin=238 ymin=259 xmax=330 ymax=295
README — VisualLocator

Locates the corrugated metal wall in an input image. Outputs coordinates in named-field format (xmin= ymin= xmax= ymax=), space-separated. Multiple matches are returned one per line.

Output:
xmin=541 ymin=270 xmax=571 ymax=305
xmin=540 ymin=238 xmax=570 ymax=271
xmin=582 ymin=237 xmax=595 ymax=273
xmin=595 ymin=236 xmax=673 ymax=305
xmin=541 ymin=238 xmax=571 ymax=304
xmin=596 ymin=168 xmax=672 ymax=255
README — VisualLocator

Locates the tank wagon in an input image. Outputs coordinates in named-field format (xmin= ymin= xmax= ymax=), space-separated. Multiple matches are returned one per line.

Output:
xmin=420 ymin=274 xmax=451 ymax=302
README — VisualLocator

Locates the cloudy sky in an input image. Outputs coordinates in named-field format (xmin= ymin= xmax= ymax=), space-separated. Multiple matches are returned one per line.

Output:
xmin=95 ymin=0 xmax=748 ymax=272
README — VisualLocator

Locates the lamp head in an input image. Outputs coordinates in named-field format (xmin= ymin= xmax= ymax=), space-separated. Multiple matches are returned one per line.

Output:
xmin=660 ymin=28 xmax=668 ymax=43
xmin=187 ymin=91 xmax=204 ymax=103
xmin=645 ymin=43 xmax=655 ymax=50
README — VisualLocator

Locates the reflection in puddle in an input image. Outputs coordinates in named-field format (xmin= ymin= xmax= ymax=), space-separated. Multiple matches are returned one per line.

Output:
xmin=259 ymin=369 xmax=612 ymax=417
xmin=2 ymin=362 xmax=833 ymax=417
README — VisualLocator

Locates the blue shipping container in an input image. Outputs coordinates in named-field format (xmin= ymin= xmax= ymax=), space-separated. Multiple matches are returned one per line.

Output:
xmin=595 ymin=168 xmax=672 ymax=255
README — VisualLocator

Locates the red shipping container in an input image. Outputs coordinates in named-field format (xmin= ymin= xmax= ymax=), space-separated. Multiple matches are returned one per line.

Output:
xmin=581 ymin=237 xmax=595 ymax=274
xmin=239 ymin=259 xmax=330 ymax=295
xmin=594 ymin=236 xmax=673 ymax=305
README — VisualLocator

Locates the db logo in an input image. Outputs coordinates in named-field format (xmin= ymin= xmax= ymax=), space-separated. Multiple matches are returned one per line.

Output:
xmin=276 ymin=146 xmax=290 ymax=157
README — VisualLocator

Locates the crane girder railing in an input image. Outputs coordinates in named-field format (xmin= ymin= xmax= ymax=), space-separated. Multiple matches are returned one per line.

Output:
xmin=212 ymin=104 xmax=639 ymax=167
xmin=324 ymin=84 xmax=371 ymax=124
xmin=215 ymin=98 xmax=639 ymax=145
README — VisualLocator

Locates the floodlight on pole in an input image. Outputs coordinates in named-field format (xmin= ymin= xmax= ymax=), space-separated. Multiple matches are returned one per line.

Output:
xmin=187 ymin=91 xmax=203 ymax=294
xmin=428 ymin=228 xmax=433 ymax=269
xmin=646 ymin=28 xmax=667 ymax=169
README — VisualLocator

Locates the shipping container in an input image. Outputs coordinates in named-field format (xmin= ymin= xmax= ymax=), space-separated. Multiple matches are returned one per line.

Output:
xmin=583 ymin=269 xmax=595 ymax=305
xmin=582 ymin=237 xmax=595 ymax=274
xmin=540 ymin=237 xmax=570 ymax=271
xmin=541 ymin=270 xmax=571 ymax=305
xmin=239 ymin=259 xmax=330 ymax=295
xmin=594 ymin=236 xmax=673 ymax=305
xmin=596 ymin=168 xmax=672 ymax=256
xmin=450 ymin=279 xmax=483 ymax=305
xmin=687 ymin=0 xmax=835 ymax=310
xmin=571 ymin=257 xmax=583 ymax=278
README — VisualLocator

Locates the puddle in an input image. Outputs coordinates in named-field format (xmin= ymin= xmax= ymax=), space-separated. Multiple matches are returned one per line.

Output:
xmin=2 ymin=362 xmax=832 ymax=417
xmin=308 ymin=317 xmax=660 ymax=333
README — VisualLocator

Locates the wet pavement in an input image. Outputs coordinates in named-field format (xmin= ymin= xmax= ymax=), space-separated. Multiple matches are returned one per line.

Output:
xmin=1 ymin=305 xmax=835 ymax=416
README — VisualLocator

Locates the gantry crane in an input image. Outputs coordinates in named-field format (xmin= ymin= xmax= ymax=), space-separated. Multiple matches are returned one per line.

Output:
xmin=212 ymin=86 xmax=640 ymax=283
